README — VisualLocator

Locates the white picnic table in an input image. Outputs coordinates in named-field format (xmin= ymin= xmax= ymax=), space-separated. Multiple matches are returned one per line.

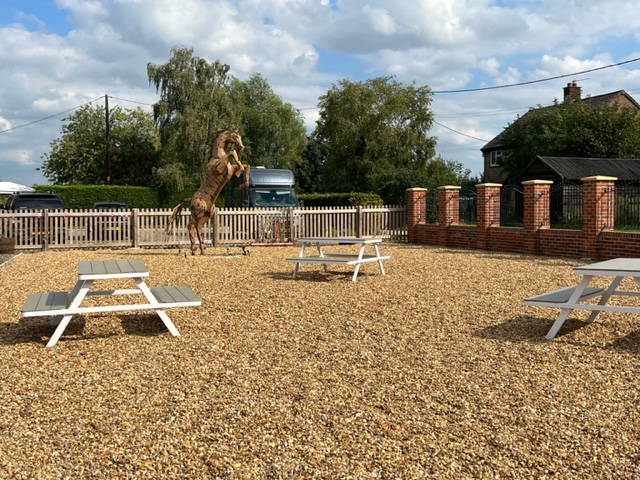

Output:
xmin=285 ymin=237 xmax=390 ymax=282
xmin=20 ymin=259 xmax=201 ymax=347
xmin=524 ymin=258 xmax=640 ymax=339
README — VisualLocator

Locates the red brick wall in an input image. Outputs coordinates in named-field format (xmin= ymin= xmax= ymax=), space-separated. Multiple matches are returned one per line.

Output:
xmin=407 ymin=178 xmax=638 ymax=260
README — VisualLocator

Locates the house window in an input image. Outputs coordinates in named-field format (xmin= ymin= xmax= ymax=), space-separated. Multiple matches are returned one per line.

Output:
xmin=490 ymin=150 xmax=502 ymax=167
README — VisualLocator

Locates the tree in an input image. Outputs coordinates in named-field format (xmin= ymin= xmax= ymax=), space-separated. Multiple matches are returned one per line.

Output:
xmin=42 ymin=104 xmax=159 ymax=185
xmin=500 ymin=101 xmax=640 ymax=180
xmin=373 ymin=157 xmax=473 ymax=205
xmin=314 ymin=76 xmax=437 ymax=194
xmin=227 ymin=74 xmax=306 ymax=170
xmin=295 ymin=133 xmax=326 ymax=194
xmin=147 ymin=47 xmax=235 ymax=190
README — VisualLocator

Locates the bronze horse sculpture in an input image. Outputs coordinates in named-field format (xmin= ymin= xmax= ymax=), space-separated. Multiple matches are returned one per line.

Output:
xmin=165 ymin=128 xmax=249 ymax=255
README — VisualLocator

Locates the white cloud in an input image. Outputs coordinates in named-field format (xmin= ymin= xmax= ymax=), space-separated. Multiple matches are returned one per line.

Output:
xmin=1 ymin=0 xmax=640 ymax=186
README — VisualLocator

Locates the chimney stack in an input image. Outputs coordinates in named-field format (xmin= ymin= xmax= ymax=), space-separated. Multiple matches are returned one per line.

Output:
xmin=563 ymin=81 xmax=581 ymax=103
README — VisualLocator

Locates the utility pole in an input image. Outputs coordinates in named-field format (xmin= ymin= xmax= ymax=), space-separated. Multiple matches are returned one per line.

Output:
xmin=105 ymin=94 xmax=111 ymax=184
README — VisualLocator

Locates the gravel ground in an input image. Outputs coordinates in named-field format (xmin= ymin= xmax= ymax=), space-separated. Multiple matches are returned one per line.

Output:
xmin=1 ymin=244 xmax=640 ymax=479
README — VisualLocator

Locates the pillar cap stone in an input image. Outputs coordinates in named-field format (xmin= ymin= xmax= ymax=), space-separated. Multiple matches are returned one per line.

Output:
xmin=581 ymin=176 xmax=617 ymax=182
xmin=476 ymin=183 xmax=502 ymax=187
xmin=437 ymin=185 xmax=461 ymax=190
xmin=522 ymin=180 xmax=553 ymax=185
xmin=405 ymin=187 xmax=428 ymax=192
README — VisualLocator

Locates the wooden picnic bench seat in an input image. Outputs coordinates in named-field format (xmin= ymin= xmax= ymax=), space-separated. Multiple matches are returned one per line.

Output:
xmin=523 ymin=286 xmax=605 ymax=306
xmin=285 ymin=253 xmax=390 ymax=265
xmin=20 ymin=284 xmax=201 ymax=318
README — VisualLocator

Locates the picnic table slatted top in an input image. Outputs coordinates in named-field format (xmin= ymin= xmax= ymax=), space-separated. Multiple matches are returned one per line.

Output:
xmin=77 ymin=259 xmax=148 ymax=278
xmin=573 ymin=258 xmax=640 ymax=275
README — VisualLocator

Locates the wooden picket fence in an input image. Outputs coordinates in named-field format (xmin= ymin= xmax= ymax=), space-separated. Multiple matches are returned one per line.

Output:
xmin=0 ymin=206 xmax=407 ymax=252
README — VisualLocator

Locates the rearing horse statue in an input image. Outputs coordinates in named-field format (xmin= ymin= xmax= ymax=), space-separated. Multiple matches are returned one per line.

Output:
xmin=165 ymin=128 xmax=249 ymax=255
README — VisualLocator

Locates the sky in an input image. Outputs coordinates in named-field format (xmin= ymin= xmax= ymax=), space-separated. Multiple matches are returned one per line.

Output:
xmin=1 ymin=0 xmax=640 ymax=188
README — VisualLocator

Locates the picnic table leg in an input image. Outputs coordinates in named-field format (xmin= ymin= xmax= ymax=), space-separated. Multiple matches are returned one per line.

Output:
xmin=585 ymin=276 xmax=623 ymax=323
xmin=350 ymin=243 xmax=367 ymax=282
xmin=374 ymin=244 xmax=386 ymax=275
xmin=46 ymin=280 xmax=93 ymax=347
xmin=545 ymin=276 xmax=592 ymax=340
xmin=291 ymin=242 xmax=307 ymax=278
xmin=315 ymin=243 xmax=330 ymax=273
xmin=135 ymin=278 xmax=180 ymax=337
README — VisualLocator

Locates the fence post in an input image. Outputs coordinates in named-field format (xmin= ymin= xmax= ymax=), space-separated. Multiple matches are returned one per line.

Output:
xmin=406 ymin=188 xmax=428 ymax=243
xmin=131 ymin=209 xmax=139 ymax=248
xmin=475 ymin=183 xmax=501 ymax=250
xmin=581 ymin=176 xmax=616 ymax=259
xmin=437 ymin=186 xmax=461 ymax=246
xmin=356 ymin=206 xmax=363 ymax=238
xmin=285 ymin=207 xmax=294 ymax=242
xmin=42 ymin=210 xmax=49 ymax=251
xmin=522 ymin=180 xmax=552 ymax=255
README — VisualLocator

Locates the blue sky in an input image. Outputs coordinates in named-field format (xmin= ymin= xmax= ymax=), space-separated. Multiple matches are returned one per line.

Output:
xmin=1 ymin=0 xmax=639 ymax=188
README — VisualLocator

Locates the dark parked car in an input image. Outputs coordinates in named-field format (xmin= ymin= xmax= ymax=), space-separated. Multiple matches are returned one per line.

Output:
xmin=2 ymin=192 xmax=66 ymax=245
xmin=89 ymin=201 xmax=131 ymax=241
xmin=3 ymin=191 xmax=65 ymax=211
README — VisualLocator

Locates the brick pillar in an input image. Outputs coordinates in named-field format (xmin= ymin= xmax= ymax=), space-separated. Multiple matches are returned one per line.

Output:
xmin=475 ymin=183 xmax=501 ymax=250
xmin=581 ymin=176 xmax=616 ymax=259
xmin=522 ymin=180 xmax=552 ymax=255
xmin=406 ymin=188 xmax=428 ymax=243
xmin=436 ymin=186 xmax=461 ymax=246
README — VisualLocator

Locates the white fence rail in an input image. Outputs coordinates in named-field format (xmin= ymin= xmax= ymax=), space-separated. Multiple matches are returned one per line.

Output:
xmin=0 ymin=206 xmax=407 ymax=251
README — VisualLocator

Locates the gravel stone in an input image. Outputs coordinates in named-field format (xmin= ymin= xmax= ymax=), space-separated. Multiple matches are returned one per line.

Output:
xmin=1 ymin=245 xmax=639 ymax=479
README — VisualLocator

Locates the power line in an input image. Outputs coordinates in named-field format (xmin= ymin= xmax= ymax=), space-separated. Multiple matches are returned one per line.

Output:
xmin=432 ymin=56 xmax=640 ymax=94
xmin=0 ymin=96 xmax=104 ymax=134
xmin=433 ymin=120 xmax=489 ymax=143
xmin=108 ymin=95 xmax=154 ymax=106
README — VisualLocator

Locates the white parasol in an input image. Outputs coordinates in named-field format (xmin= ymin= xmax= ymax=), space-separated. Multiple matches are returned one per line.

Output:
xmin=0 ymin=181 xmax=35 ymax=195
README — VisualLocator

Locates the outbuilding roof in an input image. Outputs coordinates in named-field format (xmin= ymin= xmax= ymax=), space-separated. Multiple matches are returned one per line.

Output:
xmin=517 ymin=156 xmax=640 ymax=182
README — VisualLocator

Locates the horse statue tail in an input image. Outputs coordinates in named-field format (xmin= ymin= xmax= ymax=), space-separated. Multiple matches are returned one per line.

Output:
xmin=165 ymin=197 xmax=191 ymax=234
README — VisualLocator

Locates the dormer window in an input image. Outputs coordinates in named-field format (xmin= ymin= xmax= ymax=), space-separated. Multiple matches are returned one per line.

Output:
xmin=490 ymin=150 xmax=502 ymax=167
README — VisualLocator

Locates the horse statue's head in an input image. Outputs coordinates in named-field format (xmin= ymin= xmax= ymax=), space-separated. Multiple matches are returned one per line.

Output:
xmin=214 ymin=127 xmax=244 ymax=152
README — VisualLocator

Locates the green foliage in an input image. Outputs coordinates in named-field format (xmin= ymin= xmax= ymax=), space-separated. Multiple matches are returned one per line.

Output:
xmin=500 ymin=101 xmax=640 ymax=181
xmin=298 ymin=192 xmax=383 ymax=207
xmin=315 ymin=76 xmax=436 ymax=193
xmin=160 ymin=188 xmax=199 ymax=209
xmin=33 ymin=185 xmax=159 ymax=209
xmin=227 ymin=74 xmax=307 ymax=170
xmin=372 ymin=157 xmax=473 ymax=205
xmin=41 ymin=104 xmax=160 ymax=185
xmin=148 ymin=47 xmax=235 ymax=190
xmin=295 ymin=133 xmax=326 ymax=194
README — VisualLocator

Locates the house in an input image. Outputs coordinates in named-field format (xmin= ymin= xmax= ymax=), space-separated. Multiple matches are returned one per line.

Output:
xmin=481 ymin=82 xmax=640 ymax=183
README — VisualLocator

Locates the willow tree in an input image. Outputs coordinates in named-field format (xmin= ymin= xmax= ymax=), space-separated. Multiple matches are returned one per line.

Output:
xmin=147 ymin=47 xmax=235 ymax=189
xmin=227 ymin=73 xmax=307 ymax=171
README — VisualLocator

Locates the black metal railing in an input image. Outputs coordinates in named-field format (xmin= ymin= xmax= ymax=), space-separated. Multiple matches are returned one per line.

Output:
xmin=614 ymin=180 xmax=640 ymax=230
xmin=500 ymin=184 xmax=523 ymax=227
xmin=549 ymin=181 xmax=582 ymax=229
xmin=459 ymin=188 xmax=476 ymax=224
